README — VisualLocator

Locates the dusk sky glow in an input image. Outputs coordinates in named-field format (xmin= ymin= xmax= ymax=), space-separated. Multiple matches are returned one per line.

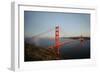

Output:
xmin=24 ymin=11 xmax=90 ymax=38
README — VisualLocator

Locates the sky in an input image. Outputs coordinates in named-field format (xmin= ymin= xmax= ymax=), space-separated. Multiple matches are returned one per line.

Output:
xmin=24 ymin=11 xmax=90 ymax=38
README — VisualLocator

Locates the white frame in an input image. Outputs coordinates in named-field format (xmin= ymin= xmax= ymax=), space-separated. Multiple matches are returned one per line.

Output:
xmin=11 ymin=1 xmax=96 ymax=71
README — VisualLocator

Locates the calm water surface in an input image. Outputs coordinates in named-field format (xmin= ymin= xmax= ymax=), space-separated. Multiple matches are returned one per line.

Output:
xmin=26 ymin=38 xmax=90 ymax=59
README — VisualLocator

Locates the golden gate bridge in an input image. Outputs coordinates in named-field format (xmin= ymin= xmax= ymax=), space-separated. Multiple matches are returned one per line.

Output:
xmin=32 ymin=25 xmax=86 ymax=56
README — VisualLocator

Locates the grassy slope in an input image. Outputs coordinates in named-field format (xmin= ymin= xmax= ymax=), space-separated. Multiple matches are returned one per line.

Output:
xmin=24 ymin=43 xmax=59 ymax=61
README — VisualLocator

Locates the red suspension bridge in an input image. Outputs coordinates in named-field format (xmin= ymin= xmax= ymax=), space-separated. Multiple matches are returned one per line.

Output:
xmin=32 ymin=25 xmax=86 ymax=55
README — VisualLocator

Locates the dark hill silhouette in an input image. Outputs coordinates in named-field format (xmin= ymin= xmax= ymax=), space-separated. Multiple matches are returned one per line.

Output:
xmin=24 ymin=42 xmax=59 ymax=61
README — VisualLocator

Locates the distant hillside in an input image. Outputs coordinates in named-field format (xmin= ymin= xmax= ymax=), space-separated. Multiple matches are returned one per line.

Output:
xmin=61 ymin=37 xmax=90 ymax=40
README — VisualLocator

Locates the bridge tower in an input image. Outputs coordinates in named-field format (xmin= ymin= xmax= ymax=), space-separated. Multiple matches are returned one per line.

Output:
xmin=55 ymin=25 xmax=59 ymax=55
